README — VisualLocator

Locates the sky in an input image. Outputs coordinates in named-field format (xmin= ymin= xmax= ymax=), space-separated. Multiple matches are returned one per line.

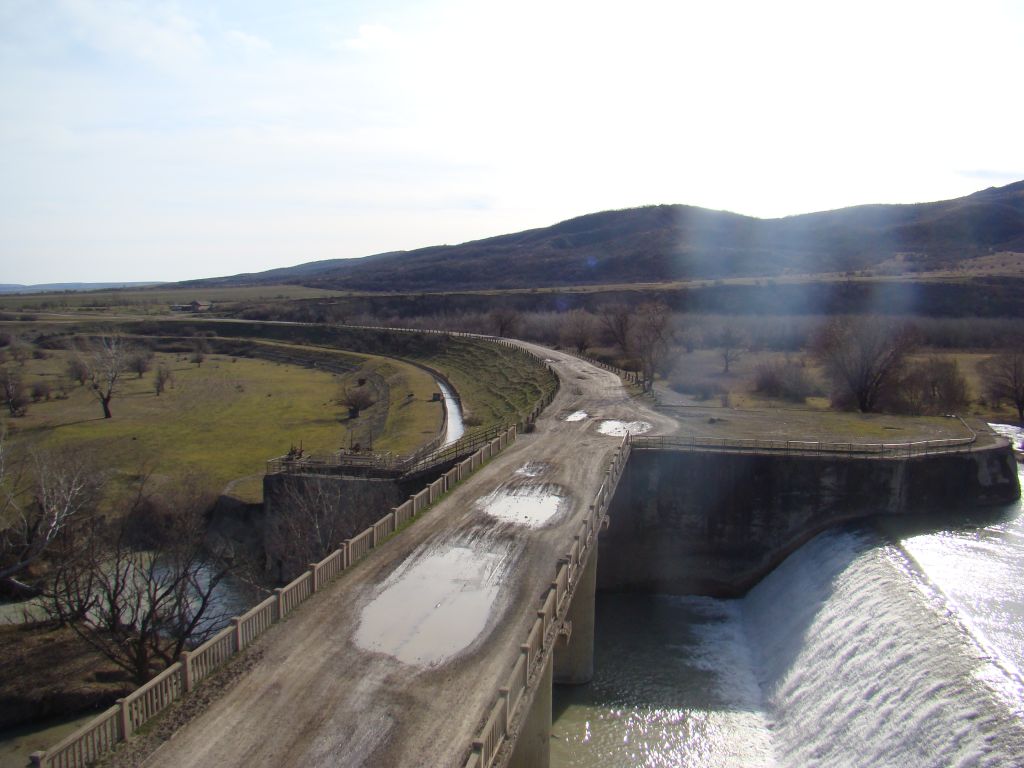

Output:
xmin=1 ymin=0 xmax=1023 ymax=285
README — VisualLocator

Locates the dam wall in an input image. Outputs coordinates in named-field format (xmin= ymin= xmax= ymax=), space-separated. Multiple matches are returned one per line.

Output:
xmin=598 ymin=444 xmax=1021 ymax=597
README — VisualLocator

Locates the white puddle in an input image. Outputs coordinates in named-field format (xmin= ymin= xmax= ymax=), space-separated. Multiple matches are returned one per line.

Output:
xmin=479 ymin=485 xmax=567 ymax=528
xmin=597 ymin=419 xmax=652 ymax=436
xmin=515 ymin=462 xmax=548 ymax=478
xmin=565 ymin=410 xmax=588 ymax=422
xmin=354 ymin=545 xmax=507 ymax=667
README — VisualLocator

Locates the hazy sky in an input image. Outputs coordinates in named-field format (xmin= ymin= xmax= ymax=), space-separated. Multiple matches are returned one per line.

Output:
xmin=1 ymin=0 xmax=1022 ymax=285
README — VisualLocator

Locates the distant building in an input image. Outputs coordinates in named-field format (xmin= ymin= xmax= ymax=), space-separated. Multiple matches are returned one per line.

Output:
xmin=170 ymin=300 xmax=213 ymax=312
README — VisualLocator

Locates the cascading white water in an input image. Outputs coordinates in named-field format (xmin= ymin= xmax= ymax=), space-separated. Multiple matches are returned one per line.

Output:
xmin=553 ymin=427 xmax=1024 ymax=767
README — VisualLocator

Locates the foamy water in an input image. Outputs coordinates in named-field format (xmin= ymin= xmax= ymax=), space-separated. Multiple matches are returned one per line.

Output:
xmin=554 ymin=433 xmax=1024 ymax=767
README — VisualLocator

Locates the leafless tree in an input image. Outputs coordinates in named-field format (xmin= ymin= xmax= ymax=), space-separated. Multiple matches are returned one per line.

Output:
xmin=0 ymin=441 xmax=100 ymax=597
xmin=128 ymin=350 xmax=153 ymax=378
xmin=489 ymin=307 xmax=521 ymax=338
xmin=812 ymin=317 xmax=918 ymax=412
xmin=718 ymin=326 xmax=747 ymax=374
xmin=47 ymin=476 xmax=231 ymax=684
xmin=264 ymin=476 xmax=347 ymax=582
xmin=560 ymin=309 xmax=598 ymax=354
xmin=9 ymin=342 xmax=30 ymax=367
xmin=339 ymin=385 xmax=376 ymax=418
xmin=597 ymin=304 xmax=633 ymax=354
xmin=154 ymin=365 xmax=173 ymax=396
xmin=630 ymin=303 xmax=673 ymax=392
xmin=66 ymin=357 xmax=89 ymax=387
xmin=190 ymin=340 xmax=208 ymax=367
xmin=80 ymin=334 xmax=129 ymax=419
xmin=980 ymin=352 xmax=1024 ymax=424
xmin=1 ymin=368 xmax=28 ymax=416
xmin=901 ymin=357 xmax=970 ymax=415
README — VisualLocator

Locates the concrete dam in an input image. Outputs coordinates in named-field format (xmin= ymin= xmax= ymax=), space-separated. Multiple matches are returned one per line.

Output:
xmin=31 ymin=336 xmax=1022 ymax=768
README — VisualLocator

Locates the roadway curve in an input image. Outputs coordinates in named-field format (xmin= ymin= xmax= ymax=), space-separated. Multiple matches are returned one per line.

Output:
xmin=145 ymin=343 xmax=677 ymax=767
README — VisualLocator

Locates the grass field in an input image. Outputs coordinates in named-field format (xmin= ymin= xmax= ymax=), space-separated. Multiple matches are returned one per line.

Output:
xmin=1 ymin=345 xmax=442 ymax=503
xmin=0 ymin=284 xmax=351 ymax=314
xmin=406 ymin=337 xmax=558 ymax=428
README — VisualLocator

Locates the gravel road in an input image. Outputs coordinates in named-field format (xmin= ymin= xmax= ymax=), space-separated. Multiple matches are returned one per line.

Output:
xmin=142 ymin=344 xmax=676 ymax=768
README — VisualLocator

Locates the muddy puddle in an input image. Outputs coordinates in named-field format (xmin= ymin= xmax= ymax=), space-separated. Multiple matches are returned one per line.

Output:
xmin=597 ymin=419 xmax=651 ymax=436
xmin=478 ymin=484 xmax=567 ymax=528
xmin=564 ymin=410 xmax=588 ymax=422
xmin=354 ymin=544 xmax=510 ymax=668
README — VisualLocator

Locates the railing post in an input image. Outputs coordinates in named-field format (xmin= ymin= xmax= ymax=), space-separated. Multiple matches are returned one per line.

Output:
xmin=275 ymin=587 xmax=286 ymax=619
xmin=499 ymin=687 xmax=511 ymax=732
xmin=181 ymin=650 xmax=194 ymax=692
xmin=308 ymin=563 xmax=319 ymax=593
xmin=116 ymin=697 xmax=131 ymax=739
xmin=521 ymin=642 xmax=531 ymax=669
xmin=29 ymin=752 xmax=44 ymax=768
xmin=232 ymin=617 xmax=243 ymax=651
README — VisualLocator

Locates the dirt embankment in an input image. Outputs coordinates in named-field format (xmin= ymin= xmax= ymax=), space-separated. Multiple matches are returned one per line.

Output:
xmin=0 ymin=623 xmax=133 ymax=730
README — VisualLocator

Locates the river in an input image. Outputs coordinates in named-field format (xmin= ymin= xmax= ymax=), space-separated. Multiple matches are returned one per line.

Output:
xmin=553 ymin=424 xmax=1024 ymax=767
xmin=436 ymin=377 xmax=465 ymax=446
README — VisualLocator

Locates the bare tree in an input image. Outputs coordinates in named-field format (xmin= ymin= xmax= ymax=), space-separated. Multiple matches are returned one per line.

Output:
xmin=80 ymin=334 xmax=129 ymax=418
xmin=0 ymin=441 xmax=100 ymax=596
xmin=154 ymin=365 xmax=173 ymax=396
xmin=264 ymin=476 xmax=347 ymax=582
xmin=718 ymin=326 xmax=747 ymax=374
xmin=48 ymin=476 xmax=231 ymax=683
xmin=66 ymin=357 xmax=89 ymax=387
xmin=560 ymin=309 xmax=598 ymax=354
xmin=598 ymin=304 xmax=633 ymax=354
xmin=128 ymin=350 xmax=154 ymax=378
xmin=190 ymin=340 xmax=208 ymax=367
xmin=489 ymin=307 xmax=521 ymax=338
xmin=981 ymin=352 xmax=1024 ymax=424
xmin=339 ymin=385 xmax=376 ymax=418
xmin=630 ymin=303 xmax=673 ymax=392
xmin=1 ymin=368 xmax=28 ymax=416
xmin=901 ymin=357 xmax=970 ymax=415
xmin=812 ymin=317 xmax=918 ymax=412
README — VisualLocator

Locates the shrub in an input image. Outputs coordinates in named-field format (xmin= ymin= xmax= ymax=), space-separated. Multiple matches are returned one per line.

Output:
xmin=30 ymin=381 xmax=51 ymax=402
xmin=753 ymin=359 xmax=817 ymax=402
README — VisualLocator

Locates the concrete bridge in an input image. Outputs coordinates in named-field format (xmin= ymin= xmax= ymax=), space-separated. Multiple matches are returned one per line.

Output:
xmin=133 ymin=343 xmax=678 ymax=767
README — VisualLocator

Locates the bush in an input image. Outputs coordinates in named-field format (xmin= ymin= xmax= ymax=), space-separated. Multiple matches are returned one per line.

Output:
xmin=668 ymin=373 xmax=726 ymax=401
xmin=753 ymin=359 xmax=817 ymax=402
xmin=30 ymin=381 xmax=51 ymax=402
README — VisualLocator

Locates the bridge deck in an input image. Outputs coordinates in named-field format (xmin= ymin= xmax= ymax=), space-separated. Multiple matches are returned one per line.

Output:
xmin=146 ymin=345 xmax=677 ymax=767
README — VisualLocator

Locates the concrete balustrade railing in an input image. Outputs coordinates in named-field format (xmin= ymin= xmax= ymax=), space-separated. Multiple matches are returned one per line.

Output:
xmin=464 ymin=434 xmax=632 ymax=768
xmin=632 ymin=424 xmax=979 ymax=458
xmin=31 ymin=325 xmax=570 ymax=768
xmin=33 ymin=423 xmax=521 ymax=768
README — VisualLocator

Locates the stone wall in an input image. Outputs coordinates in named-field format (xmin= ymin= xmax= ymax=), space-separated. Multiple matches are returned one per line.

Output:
xmin=598 ymin=445 xmax=1021 ymax=597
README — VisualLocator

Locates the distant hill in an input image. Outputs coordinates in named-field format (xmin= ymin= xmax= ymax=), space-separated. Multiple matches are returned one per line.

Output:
xmin=0 ymin=282 xmax=162 ymax=294
xmin=195 ymin=181 xmax=1024 ymax=292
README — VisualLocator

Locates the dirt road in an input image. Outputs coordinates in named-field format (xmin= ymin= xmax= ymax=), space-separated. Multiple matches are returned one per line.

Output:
xmin=144 ymin=345 xmax=677 ymax=767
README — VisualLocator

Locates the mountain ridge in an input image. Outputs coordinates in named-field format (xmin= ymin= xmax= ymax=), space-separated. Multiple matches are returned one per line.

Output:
xmin=190 ymin=181 xmax=1024 ymax=292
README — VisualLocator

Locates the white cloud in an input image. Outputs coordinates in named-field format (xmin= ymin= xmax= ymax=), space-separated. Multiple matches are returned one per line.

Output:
xmin=58 ymin=0 xmax=206 ymax=71
xmin=225 ymin=29 xmax=271 ymax=52
xmin=339 ymin=24 xmax=398 ymax=51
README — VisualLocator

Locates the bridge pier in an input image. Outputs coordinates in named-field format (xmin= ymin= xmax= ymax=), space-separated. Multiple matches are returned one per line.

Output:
xmin=509 ymin=651 xmax=553 ymax=768
xmin=553 ymin=548 xmax=598 ymax=685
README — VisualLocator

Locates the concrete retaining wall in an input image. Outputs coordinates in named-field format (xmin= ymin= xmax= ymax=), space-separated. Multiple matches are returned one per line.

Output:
xmin=599 ymin=445 xmax=1021 ymax=596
